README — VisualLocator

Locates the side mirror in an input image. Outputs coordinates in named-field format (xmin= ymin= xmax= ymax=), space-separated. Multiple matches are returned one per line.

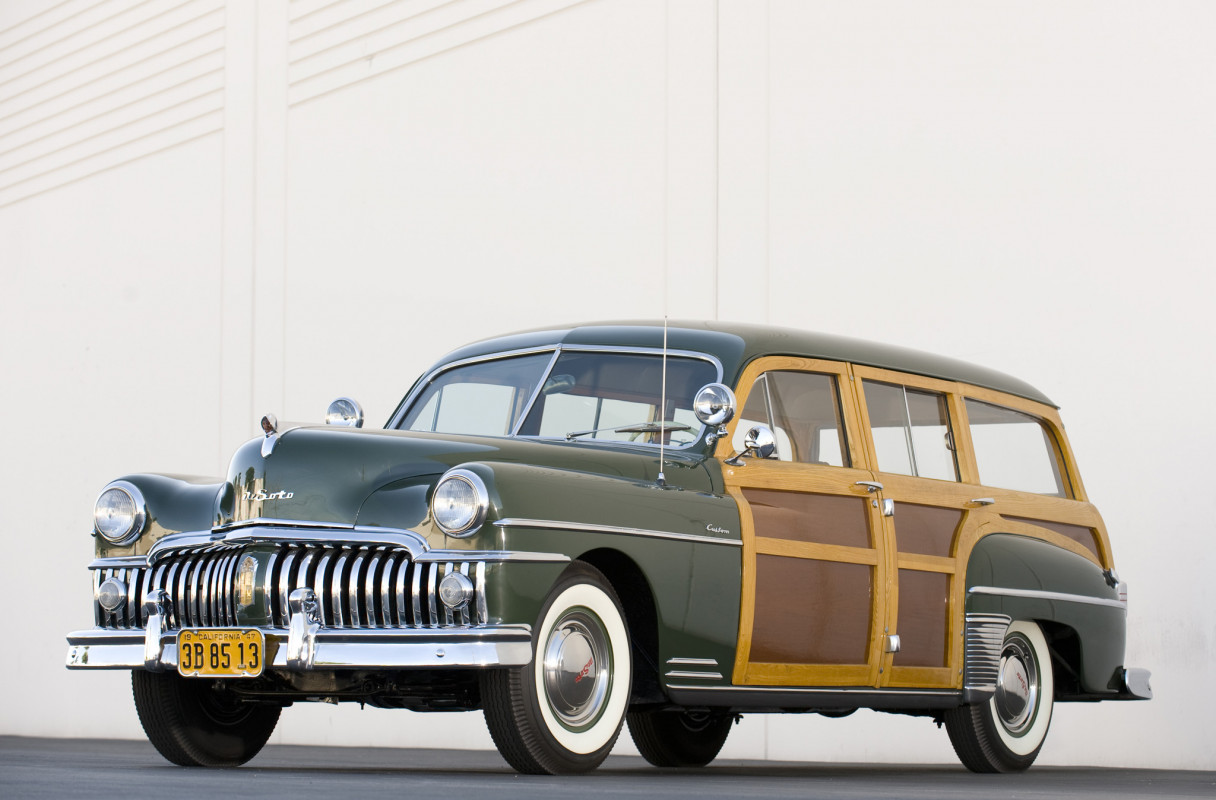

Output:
xmin=725 ymin=424 xmax=777 ymax=466
xmin=693 ymin=383 xmax=736 ymax=446
xmin=325 ymin=397 xmax=364 ymax=428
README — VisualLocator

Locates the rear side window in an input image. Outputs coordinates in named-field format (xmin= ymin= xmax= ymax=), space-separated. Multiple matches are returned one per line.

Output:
xmin=863 ymin=380 xmax=958 ymax=481
xmin=965 ymin=399 xmax=1068 ymax=496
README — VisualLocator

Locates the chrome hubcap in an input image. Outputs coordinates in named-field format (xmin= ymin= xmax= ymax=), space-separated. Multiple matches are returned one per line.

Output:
xmin=994 ymin=634 xmax=1038 ymax=734
xmin=542 ymin=610 xmax=610 ymax=729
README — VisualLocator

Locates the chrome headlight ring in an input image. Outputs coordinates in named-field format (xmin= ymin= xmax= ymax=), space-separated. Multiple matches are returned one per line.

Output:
xmin=431 ymin=468 xmax=490 ymax=538
xmin=93 ymin=480 xmax=148 ymax=545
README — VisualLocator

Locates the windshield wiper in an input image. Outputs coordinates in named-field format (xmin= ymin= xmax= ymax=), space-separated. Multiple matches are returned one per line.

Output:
xmin=565 ymin=421 xmax=693 ymax=441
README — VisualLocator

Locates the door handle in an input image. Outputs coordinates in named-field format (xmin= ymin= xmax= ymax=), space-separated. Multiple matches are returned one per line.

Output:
xmin=970 ymin=497 xmax=996 ymax=506
xmin=854 ymin=481 xmax=884 ymax=494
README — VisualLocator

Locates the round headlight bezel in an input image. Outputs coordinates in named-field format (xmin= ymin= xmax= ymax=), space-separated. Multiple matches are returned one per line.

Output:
xmin=93 ymin=481 xmax=148 ymax=545
xmin=431 ymin=469 xmax=489 ymax=538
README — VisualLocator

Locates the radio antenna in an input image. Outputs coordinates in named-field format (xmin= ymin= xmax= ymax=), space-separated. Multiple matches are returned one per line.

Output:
xmin=658 ymin=317 xmax=668 ymax=487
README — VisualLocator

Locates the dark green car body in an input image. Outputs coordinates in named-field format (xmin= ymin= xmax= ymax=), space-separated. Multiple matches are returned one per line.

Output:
xmin=67 ymin=321 xmax=1149 ymax=772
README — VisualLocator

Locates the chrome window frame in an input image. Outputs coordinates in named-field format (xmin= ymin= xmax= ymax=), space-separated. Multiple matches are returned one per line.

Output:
xmin=386 ymin=345 xmax=724 ymax=451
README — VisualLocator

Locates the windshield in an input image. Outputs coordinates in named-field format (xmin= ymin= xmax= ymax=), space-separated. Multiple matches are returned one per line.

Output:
xmin=398 ymin=349 xmax=718 ymax=447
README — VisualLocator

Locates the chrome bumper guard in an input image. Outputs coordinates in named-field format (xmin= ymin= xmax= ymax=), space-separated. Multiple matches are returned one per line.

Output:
xmin=1119 ymin=667 xmax=1153 ymax=700
xmin=66 ymin=585 xmax=532 ymax=672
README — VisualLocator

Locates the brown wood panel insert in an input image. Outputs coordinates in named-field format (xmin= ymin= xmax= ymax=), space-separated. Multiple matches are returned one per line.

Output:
xmin=893 ymin=570 xmax=949 ymax=668
xmin=743 ymin=489 xmax=871 ymax=549
xmin=893 ymin=503 xmax=963 ymax=558
xmin=751 ymin=555 xmax=872 ymax=665
xmin=1004 ymin=516 xmax=1099 ymax=559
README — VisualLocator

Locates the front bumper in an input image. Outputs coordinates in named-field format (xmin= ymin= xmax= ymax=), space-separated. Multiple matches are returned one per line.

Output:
xmin=65 ymin=624 xmax=533 ymax=672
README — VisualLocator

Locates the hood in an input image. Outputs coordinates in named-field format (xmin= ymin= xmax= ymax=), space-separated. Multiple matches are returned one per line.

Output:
xmin=217 ymin=425 xmax=702 ymax=529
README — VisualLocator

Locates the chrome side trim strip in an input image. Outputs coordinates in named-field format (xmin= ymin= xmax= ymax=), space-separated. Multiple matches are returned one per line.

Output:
xmin=665 ymin=671 xmax=724 ymax=680
xmin=665 ymin=684 xmax=962 ymax=711
xmin=89 ymin=556 xmax=148 ymax=569
xmin=415 ymin=549 xmax=572 ymax=563
xmin=493 ymin=518 xmax=742 ymax=547
xmin=666 ymin=657 xmax=719 ymax=667
xmin=668 ymin=684 xmax=960 ymax=697
xmin=968 ymin=586 xmax=1127 ymax=610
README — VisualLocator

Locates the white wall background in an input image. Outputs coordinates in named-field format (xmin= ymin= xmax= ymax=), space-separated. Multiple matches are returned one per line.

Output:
xmin=1 ymin=0 xmax=1212 ymax=770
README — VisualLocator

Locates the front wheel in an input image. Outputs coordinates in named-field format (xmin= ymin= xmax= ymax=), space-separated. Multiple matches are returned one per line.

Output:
xmin=481 ymin=563 xmax=631 ymax=774
xmin=627 ymin=708 xmax=734 ymax=767
xmin=944 ymin=620 xmax=1055 ymax=773
xmin=132 ymin=670 xmax=281 ymax=767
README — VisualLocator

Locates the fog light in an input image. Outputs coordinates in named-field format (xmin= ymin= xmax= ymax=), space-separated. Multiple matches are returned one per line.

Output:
xmin=438 ymin=571 xmax=474 ymax=610
xmin=236 ymin=556 xmax=257 ymax=608
xmin=97 ymin=578 xmax=126 ymax=612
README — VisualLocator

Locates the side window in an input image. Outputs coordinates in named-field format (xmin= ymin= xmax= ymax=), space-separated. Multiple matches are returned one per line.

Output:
xmin=733 ymin=371 xmax=850 ymax=467
xmin=965 ymin=399 xmax=1068 ymax=496
xmin=863 ymin=380 xmax=958 ymax=481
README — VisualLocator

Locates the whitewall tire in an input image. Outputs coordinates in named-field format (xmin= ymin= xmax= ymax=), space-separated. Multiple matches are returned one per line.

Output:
xmin=945 ymin=620 xmax=1055 ymax=773
xmin=481 ymin=563 xmax=631 ymax=774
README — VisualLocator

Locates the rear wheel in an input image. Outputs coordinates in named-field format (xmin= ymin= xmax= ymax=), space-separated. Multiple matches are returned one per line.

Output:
xmin=132 ymin=670 xmax=280 ymax=767
xmin=945 ymin=620 xmax=1055 ymax=773
xmin=627 ymin=708 xmax=733 ymax=767
xmin=481 ymin=563 xmax=631 ymax=774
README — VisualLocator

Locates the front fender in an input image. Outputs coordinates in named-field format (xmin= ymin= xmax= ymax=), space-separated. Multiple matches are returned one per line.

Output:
xmin=94 ymin=474 xmax=224 ymax=558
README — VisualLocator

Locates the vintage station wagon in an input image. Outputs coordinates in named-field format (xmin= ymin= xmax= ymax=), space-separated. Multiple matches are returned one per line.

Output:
xmin=67 ymin=321 xmax=1150 ymax=774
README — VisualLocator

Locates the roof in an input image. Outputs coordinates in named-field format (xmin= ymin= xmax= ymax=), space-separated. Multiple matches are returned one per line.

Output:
xmin=435 ymin=320 xmax=1056 ymax=407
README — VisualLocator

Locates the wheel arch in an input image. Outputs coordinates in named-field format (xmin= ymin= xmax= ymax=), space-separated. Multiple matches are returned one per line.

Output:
xmin=576 ymin=548 xmax=663 ymax=705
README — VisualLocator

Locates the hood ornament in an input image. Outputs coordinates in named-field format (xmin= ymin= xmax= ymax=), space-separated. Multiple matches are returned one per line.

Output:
xmin=261 ymin=414 xmax=279 ymax=457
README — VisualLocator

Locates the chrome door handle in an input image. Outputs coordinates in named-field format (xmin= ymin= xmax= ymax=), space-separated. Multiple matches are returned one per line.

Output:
xmin=855 ymin=481 xmax=884 ymax=493
xmin=970 ymin=497 xmax=996 ymax=506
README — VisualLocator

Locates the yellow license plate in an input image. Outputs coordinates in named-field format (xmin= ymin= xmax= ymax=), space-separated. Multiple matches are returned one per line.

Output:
xmin=177 ymin=629 xmax=265 ymax=678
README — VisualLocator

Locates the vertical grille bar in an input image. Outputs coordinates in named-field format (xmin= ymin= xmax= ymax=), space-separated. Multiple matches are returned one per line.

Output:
xmin=380 ymin=552 xmax=396 ymax=627
xmin=139 ymin=565 xmax=154 ymax=627
xmin=263 ymin=550 xmax=280 ymax=626
xmin=411 ymin=561 xmax=423 ymax=627
xmin=216 ymin=552 xmax=230 ymax=625
xmin=222 ymin=551 xmax=239 ymax=625
xmin=126 ymin=568 xmax=140 ymax=629
xmin=331 ymin=553 xmax=348 ymax=627
xmin=364 ymin=550 xmax=382 ymax=628
xmin=443 ymin=563 xmax=455 ymax=626
xmin=93 ymin=570 xmax=103 ymax=627
xmin=277 ymin=551 xmax=297 ymax=625
xmin=458 ymin=562 xmax=471 ymax=626
xmin=427 ymin=563 xmax=439 ymax=627
xmin=295 ymin=550 xmax=315 ymax=616
xmin=165 ymin=560 xmax=182 ymax=628
xmin=395 ymin=558 xmax=410 ymax=627
xmin=199 ymin=556 xmax=216 ymax=627
xmin=313 ymin=551 xmax=332 ymax=626
xmin=348 ymin=552 xmax=365 ymax=627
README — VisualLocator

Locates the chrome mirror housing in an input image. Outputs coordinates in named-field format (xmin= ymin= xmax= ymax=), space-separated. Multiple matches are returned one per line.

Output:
xmin=325 ymin=397 xmax=364 ymax=428
xmin=725 ymin=424 xmax=777 ymax=466
xmin=694 ymin=383 xmax=736 ymax=447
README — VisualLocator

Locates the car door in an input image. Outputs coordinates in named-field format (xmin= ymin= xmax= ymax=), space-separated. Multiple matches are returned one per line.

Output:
xmin=715 ymin=357 xmax=893 ymax=687
xmin=850 ymin=367 xmax=986 ymax=689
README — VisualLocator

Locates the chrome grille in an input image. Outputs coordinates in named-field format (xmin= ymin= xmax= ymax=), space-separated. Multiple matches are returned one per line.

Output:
xmin=92 ymin=545 xmax=485 ymax=630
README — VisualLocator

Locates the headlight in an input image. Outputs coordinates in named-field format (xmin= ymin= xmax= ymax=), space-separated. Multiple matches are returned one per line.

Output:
xmin=93 ymin=481 xmax=147 ymax=545
xmin=431 ymin=469 xmax=489 ymax=537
